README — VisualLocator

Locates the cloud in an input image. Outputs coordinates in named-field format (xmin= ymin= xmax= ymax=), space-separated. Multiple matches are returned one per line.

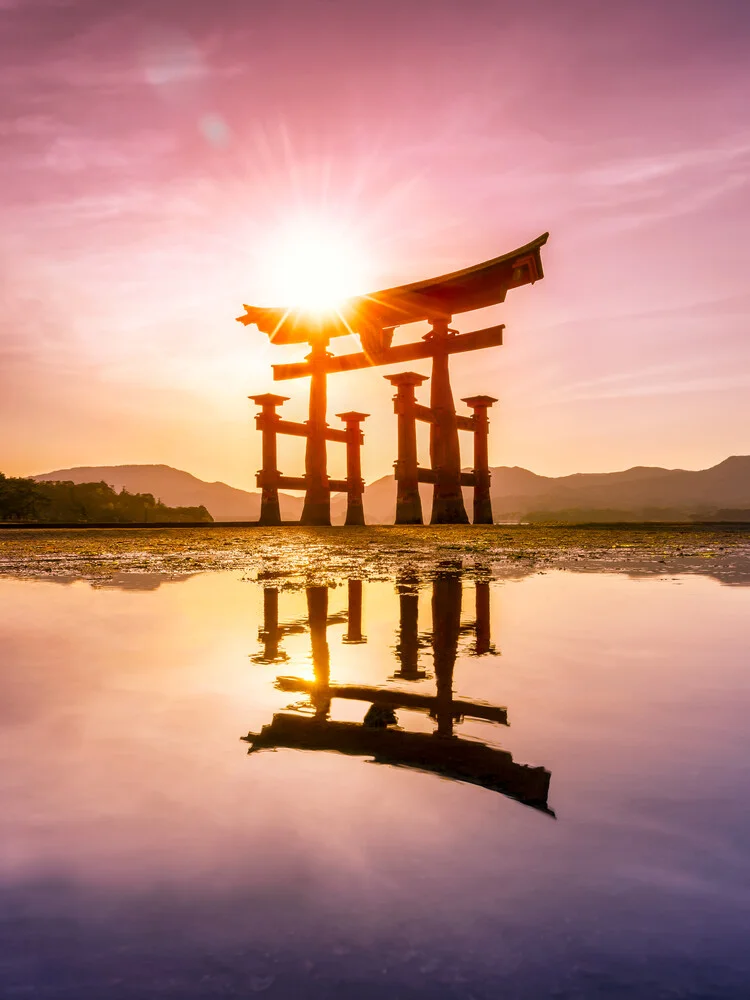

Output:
xmin=545 ymin=363 xmax=750 ymax=405
xmin=562 ymin=133 xmax=750 ymax=234
xmin=583 ymin=135 xmax=750 ymax=188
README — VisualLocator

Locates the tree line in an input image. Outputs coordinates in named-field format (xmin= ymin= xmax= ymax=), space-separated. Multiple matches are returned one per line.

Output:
xmin=0 ymin=473 xmax=213 ymax=523
xmin=522 ymin=506 xmax=750 ymax=523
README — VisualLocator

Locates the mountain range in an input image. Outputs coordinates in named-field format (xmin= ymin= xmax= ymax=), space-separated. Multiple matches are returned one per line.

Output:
xmin=34 ymin=457 xmax=750 ymax=523
xmin=33 ymin=465 xmax=304 ymax=522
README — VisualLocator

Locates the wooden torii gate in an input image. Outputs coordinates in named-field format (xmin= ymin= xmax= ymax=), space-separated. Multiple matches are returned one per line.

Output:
xmin=239 ymin=232 xmax=548 ymax=525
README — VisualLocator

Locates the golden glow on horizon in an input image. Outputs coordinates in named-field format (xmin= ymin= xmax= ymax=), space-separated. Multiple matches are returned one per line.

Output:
xmin=264 ymin=214 xmax=370 ymax=312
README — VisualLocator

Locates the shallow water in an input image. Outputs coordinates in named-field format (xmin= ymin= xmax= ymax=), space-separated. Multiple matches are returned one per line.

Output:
xmin=2 ymin=568 xmax=749 ymax=998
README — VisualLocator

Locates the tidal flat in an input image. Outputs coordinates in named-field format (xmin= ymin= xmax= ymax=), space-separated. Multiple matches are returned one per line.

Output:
xmin=2 ymin=523 xmax=750 ymax=585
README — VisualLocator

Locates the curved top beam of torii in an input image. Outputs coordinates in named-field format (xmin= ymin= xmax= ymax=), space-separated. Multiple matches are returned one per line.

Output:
xmin=237 ymin=232 xmax=549 ymax=348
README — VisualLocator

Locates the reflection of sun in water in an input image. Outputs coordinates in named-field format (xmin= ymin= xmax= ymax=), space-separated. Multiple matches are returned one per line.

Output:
xmin=265 ymin=215 xmax=370 ymax=312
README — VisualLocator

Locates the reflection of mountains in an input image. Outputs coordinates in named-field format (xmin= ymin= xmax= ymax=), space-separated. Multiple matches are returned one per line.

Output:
xmin=97 ymin=573 xmax=201 ymax=592
xmin=8 ymin=572 xmax=200 ymax=592
xmin=243 ymin=575 xmax=553 ymax=815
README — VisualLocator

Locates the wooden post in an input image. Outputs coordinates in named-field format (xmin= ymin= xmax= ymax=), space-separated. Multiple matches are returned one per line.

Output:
xmin=262 ymin=587 xmax=280 ymax=657
xmin=462 ymin=395 xmax=497 ymax=525
xmin=343 ymin=579 xmax=365 ymax=643
xmin=427 ymin=320 xmax=469 ymax=524
xmin=474 ymin=581 xmax=491 ymax=655
xmin=395 ymin=578 xmax=423 ymax=679
xmin=384 ymin=372 xmax=428 ymax=525
xmin=336 ymin=411 xmax=368 ymax=526
xmin=307 ymin=587 xmax=331 ymax=719
xmin=249 ymin=393 xmax=289 ymax=526
xmin=431 ymin=573 xmax=462 ymax=737
xmin=301 ymin=339 xmax=332 ymax=526
xmin=251 ymin=587 xmax=288 ymax=663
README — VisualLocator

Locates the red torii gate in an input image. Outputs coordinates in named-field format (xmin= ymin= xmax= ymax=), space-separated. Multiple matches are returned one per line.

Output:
xmin=239 ymin=232 xmax=548 ymax=525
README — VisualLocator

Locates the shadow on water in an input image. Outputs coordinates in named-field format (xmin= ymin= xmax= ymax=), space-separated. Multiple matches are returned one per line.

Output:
xmin=243 ymin=570 xmax=553 ymax=815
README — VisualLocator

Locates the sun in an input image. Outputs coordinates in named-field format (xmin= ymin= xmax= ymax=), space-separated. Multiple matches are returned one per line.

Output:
xmin=264 ymin=214 xmax=370 ymax=313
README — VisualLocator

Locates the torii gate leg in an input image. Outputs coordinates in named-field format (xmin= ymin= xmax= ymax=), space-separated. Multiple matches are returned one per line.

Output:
xmin=343 ymin=579 xmax=365 ymax=643
xmin=307 ymin=586 xmax=331 ymax=718
xmin=263 ymin=586 xmax=279 ymax=646
xmin=396 ymin=577 xmax=422 ymax=680
xmin=474 ymin=581 xmax=491 ymax=655
xmin=301 ymin=340 xmax=332 ymax=527
xmin=249 ymin=394 xmax=288 ymax=526
xmin=428 ymin=320 xmax=469 ymax=525
xmin=385 ymin=372 xmax=428 ymax=525
xmin=337 ymin=411 xmax=368 ymax=526
xmin=256 ymin=587 xmax=283 ymax=662
xmin=462 ymin=395 xmax=497 ymax=525
xmin=431 ymin=573 xmax=462 ymax=737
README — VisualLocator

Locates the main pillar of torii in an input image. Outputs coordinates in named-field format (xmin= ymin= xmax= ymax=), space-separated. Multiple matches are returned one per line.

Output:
xmin=427 ymin=319 xmax=468 ymax=523
xmin=237 ymin=233 xmax=548 ymax=525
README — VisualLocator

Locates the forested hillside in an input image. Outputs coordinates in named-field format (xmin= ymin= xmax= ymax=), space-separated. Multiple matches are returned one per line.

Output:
xmin=0 ymin=474 xmax=212 ymax=523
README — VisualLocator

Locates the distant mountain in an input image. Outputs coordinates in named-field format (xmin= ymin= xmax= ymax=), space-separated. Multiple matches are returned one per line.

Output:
xmin=34 ymin=457 xmax=750 ymax=524
xmin=33 ymin=465 xmax=304 ymax=522
xmin=331 ymin=457 xmax=750 ymax=523
xmin=495 ymin=456 xmax=750 ymax=519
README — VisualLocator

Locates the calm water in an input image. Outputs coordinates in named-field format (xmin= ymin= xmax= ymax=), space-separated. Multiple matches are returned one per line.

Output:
xmin=1 ymin=569 xmax=749 ymax=998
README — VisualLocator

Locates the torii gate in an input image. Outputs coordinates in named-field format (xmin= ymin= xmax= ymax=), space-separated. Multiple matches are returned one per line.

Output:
xmin=238 ymin=232 xmax=548 ymax=525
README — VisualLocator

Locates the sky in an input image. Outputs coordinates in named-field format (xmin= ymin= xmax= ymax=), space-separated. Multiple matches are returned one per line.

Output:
xmin=1 ymin=0 xmax=749 ymax=490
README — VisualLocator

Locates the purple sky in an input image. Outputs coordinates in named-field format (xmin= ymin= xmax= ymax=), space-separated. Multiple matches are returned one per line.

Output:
xmin=2 ymin=0 xmax=749 ymax=488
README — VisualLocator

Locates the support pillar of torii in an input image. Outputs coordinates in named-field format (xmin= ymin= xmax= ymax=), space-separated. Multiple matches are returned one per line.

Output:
xmin=336 ymin=411 xmax=368 ymax=526
xmin=384 ymin=372 xmax=427 ymax=525
xmin=248 ymin=392 xmax=288 ymax=526
xmin=462 ymin=395 xmax=498 ymax=525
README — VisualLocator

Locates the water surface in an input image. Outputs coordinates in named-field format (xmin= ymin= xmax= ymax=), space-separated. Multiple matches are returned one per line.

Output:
xmin=2 ymin=568 xmax=749 ymax=998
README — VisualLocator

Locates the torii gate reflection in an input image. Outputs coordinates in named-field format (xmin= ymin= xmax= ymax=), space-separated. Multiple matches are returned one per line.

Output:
xmin=243 ymin=575 xmax=552 ymax=814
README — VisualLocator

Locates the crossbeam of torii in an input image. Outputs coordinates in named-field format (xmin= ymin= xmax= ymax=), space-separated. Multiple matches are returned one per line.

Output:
xmin=238 ymin=232 xmax=548 ymax=525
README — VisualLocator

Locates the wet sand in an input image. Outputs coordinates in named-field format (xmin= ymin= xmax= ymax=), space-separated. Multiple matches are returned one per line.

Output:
xmin=2 ymin=523 xmax=750 ymax=585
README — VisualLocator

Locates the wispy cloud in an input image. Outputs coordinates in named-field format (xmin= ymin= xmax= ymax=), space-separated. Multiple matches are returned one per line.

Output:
xmin=564 ymin=133 xmax=750 ymax=234
xmin=546 ymin=366 xmax=750 ymax=404
xmin=583 ymin=135 xmax=750 ymax=188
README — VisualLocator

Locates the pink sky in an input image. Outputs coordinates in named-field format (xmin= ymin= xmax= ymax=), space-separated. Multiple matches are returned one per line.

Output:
xmin=2 ymin=0 xmax=749 ymax=489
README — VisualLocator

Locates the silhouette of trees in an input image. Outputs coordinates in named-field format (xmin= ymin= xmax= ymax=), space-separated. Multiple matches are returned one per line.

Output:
xmin=523 ymin=507 xmax=691 ymax=523
xmin=0 ymin=473 xmax=40 ymax=520
xmin=0 ymin=473 xmax=213 ymax=523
